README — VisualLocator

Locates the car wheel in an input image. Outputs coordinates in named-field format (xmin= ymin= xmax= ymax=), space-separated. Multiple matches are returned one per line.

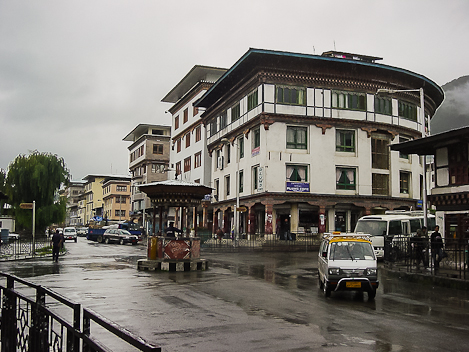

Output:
xmin=368 ymin=289 xmax=376 ymax=300
xmin=119 ymin=239 xmax=124 ymax=245
xmin=105 ymin=238 xmax=110 ymax=244
xmin=323 ymin=283 xmax=331 ymax=297
xmin=97 ymin=235 xmax=103 ymax=243
xmin=74 ymin=238 xmax=77 ymax=243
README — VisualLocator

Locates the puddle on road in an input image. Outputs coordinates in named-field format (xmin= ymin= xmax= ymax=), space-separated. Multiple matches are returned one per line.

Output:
xmin=83 ymin=262 xmax=131 ymax=271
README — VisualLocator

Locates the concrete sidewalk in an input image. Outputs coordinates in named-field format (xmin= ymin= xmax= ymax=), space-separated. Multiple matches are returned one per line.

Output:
xmin=382 ymin=263 xmax=469 ymax=290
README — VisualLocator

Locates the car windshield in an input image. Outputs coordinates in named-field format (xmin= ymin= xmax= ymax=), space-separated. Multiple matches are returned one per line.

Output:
xmin=65 ymin=228 xmax=74 ymax=233
xmin=118 ymin=230 xmax=131 ymax=236
xmin=355 ymin=220 xmax=387 ymax=237
xmin=330 ymin=241 xmax=375 ymax=260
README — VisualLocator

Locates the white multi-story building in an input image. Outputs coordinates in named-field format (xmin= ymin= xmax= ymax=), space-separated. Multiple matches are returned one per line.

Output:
xmin=162 ymin=65 xmax=227 ymax=229
xmin=194 ymin=49 xmax=444 ymax=237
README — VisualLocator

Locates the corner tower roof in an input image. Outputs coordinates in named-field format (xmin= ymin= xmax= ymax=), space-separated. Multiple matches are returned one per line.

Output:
xmin=162 ymin=65 xmax=227 ymax=104
xmin=194 ymin=48 xmax=444 ymax=112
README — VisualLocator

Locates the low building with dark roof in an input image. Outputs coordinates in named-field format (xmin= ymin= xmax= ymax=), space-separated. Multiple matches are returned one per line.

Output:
xmin=391 ymin=126 xmax=469 ymax=240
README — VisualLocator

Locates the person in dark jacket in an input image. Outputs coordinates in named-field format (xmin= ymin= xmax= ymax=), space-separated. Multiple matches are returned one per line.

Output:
xmin=51 ymin=229 xmax=63 ymax=262
xmin=216 ymin=227 xmax=224 ymax=243
xmin=412 ymin=229 xmax=427 ymax=269
xmin=165 ymin=222 xmax=182 ymax=238
xmin=431 ymin=225 xmax=444 ymax=270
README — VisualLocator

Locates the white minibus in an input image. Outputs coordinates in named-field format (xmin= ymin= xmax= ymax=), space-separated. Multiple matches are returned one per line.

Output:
xmin=354 ymin=211 xmax=436 ymax=259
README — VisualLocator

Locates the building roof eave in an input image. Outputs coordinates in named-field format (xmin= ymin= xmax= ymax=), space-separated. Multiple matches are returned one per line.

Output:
xmin=390 ymin=126 xmax=469 ymax=155
xmin=194 ymin=48 xmax=444 ymax=110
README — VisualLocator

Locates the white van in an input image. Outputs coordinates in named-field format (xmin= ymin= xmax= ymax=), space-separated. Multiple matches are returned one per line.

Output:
xmin=354 ymin=211 xmax=436 ymax=259
xmin=318 ymin=233 xmax=379 ymax=299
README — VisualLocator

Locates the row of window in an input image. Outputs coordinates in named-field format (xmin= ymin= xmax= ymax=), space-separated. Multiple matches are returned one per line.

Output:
xmin=212 ymin=127 xmax=410 ymax=171
xmin=215 ymin=166 xmax=412 ymax=197
xmin=209 ymin=89 xmax=258 ymax=137
xmin=175 ymin=151 xmax=202 ymax=175
xmin=131 ymin=163 xmax=166 ymax=177
xmin=174 ymin=106 xmax=199 ymax=131
xmin=103 ymin=185 xmax=128 ymax=194
xmin=175 ymin=126 xmax=202 ymax=153
xmin=130 ymin=143 xmax=165 ymax=163
xmin=130 ymin=145 xmax=145 ymax=162
xmin=209 ymin=86 xmax=419 ymax=137
xmin=114 ymin=210 xmax=126 ymax=217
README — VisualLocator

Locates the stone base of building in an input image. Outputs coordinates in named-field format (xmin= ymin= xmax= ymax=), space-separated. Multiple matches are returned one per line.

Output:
xmin=137 ymin=258 xmax=209 ymax=272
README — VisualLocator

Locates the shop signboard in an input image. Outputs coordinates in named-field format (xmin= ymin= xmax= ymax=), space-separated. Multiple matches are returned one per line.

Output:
xmin=286 ymin=182 xmax=310 ymax=193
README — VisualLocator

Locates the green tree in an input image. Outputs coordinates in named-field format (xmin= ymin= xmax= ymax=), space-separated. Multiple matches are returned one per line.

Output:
xmin=0 ymin=169 xmax=6 ymax=215
xmin=6 ymin=151 xmax=70 ymax=233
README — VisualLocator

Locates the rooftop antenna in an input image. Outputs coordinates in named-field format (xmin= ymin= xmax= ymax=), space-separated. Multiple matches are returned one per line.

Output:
xmin=333 ymin=40 xmax=336 ymax=51
xmin=313 ymin=46 xmax=315 ymax=55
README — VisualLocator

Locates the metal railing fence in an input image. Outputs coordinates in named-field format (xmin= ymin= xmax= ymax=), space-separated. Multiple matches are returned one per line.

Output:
xmin=0 ymin=237 xmax=51 ymax=261
xmin=384 ymin=237 xmax=469 ymax=280
xmin=0 ymin=272 xmax=160 ymax=352
xmin=199 ymin=230 xmax=321 ymax=252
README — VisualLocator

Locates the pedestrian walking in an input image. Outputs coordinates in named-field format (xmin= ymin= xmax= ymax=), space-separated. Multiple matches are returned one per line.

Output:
xmin=51 ymin=229 xmax=62 ymax=262
xmin=431 ymin=225 xmax=444 ymax=271
xmin=216 ymin=227 xmax=224 ymax=243
xmin=283 ymin=218 xmax=292 ymax=241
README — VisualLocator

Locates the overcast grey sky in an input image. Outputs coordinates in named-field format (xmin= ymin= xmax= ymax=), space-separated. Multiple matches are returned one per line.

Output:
xmin=1 ymin=0 xmax=468 ymax=180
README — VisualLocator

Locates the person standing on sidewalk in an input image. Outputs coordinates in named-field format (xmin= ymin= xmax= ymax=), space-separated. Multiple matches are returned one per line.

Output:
xmin=431 ymin=225 xmax=444 ymax=271
xmin=412 ymin=229 xmax=427 ymax=269
xmin=51 ymin=229 xmax=63 ymax=262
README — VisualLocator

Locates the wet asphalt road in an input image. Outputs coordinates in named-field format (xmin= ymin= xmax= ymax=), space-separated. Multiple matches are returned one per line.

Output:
xmin=2 ymin=238 xmax=469 ymax=352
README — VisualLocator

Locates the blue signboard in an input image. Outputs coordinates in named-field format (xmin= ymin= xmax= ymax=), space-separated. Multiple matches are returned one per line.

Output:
xmin=286 ymin=182 xmax=310 ymax=193
xmin=417 ymin=200 xmax=423 ymax=208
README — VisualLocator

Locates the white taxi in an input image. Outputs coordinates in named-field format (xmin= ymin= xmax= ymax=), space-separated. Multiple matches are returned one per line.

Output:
xmin=318 ymin=233 xmax=379 ymax=299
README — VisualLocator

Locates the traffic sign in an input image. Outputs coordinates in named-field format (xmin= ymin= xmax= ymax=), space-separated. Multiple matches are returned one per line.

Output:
xmin=236 ymin=206 xmax=247 ymax=212
xmin=20 ymin=203 xmax=34 ymax=209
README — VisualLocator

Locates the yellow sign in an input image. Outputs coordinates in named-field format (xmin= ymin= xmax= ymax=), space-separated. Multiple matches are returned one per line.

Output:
xmin=236 ymin=206 xmax=247 ymax=212
xmin=20 ymin=203 xmax=33 ymax=209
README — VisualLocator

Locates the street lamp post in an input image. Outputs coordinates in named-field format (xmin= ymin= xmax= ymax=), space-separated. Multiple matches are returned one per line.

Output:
xmin=376 ymin=88 xmax=428 ymax=227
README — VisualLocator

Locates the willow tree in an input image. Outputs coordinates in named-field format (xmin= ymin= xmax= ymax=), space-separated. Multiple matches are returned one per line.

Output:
xmin=0 ymin=169 xmax=6 ymax=215
xmin=6 ymin=151 xmax=70 ymax=232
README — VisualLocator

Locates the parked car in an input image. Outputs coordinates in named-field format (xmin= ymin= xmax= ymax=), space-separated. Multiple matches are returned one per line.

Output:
xmin=318 ymin=232 xmax=379 ymax=299
xmin=77 ymin=227 xmax=88 ymax=237
xmin=63 ymin=227 xmax=78 ymax=242
xmin=1 ymin=233 xmax=19 ymax=243
xmin=8 ymin=233 xmax=19 ymax=241
xmin=103 ymin=229 xmax=138 ymax=245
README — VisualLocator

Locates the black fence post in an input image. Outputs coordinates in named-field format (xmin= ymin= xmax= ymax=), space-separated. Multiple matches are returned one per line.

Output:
xmin=82 ymin=313 xmax=92 ymax=352
xmin=67 ymin=303 xmax=81 ymax=352
xmin=30 ymin=286 xmax=49 ymax=352
xmin=1 ymin=276 xmax=17 ymax=352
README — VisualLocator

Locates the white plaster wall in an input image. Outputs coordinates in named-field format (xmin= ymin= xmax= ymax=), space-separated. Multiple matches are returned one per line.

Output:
xmin=436 ymin=147 xmax=448 ymax=167
xmin=276 ymin=105 xmax=307 ymax=116
xmin=264 ymin=84 xmax=275 ymax=103
xmin=330 ymin=109 xmax=367 ymax=121
xmin=436 ymin=168 xmax=449 ymax=187
xmin=205 ymin=82 xmax=429 ymax=205
xmin=170 ymin=90 xmax=210 ymax=185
